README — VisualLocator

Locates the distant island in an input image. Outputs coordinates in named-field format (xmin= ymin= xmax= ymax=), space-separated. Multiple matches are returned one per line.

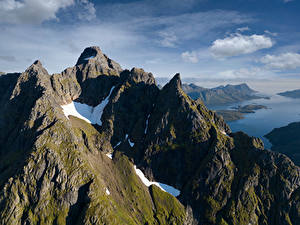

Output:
xmin=265 ymin=122 xmax=300 ymax=166
xmin=182 ymin=83 xmax=268 ymax=106
xmin=216 ymin=104 xmax=267 ymax=122
xmin=278 ymin=89 xmax=300 ymax=99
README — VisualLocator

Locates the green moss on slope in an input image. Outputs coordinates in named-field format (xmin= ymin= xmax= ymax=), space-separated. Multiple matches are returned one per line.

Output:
xmin=149 ymin=185 xmax=186 ymax=225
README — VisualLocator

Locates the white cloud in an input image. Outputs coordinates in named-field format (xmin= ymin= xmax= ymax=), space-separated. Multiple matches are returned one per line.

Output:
xmin=181 ymin=51 xmax=199 ymax=63
xmin=260 ymin=53 xmax=300 ymax=70
xmin=211 ymin=33 xmax=273 ymax=58
xmin=158 ymin=31 xmax=178 ymax=47
xmin=236 ymin=26 xmax=250 ymax=32
xmin=77 ymin=0 xmax=96 ymax=21
xmin=283 ymin=0 xmax=294 ymax=3
xmin=217 ymin=67 xmax=274 ymax=79
xmin=0 ymin=0 xmax=74 ymax=24
xmin=136 ymin=10 xmax=252 ymax=48
xmin=264 ymin=30 xmax=278 ymax=37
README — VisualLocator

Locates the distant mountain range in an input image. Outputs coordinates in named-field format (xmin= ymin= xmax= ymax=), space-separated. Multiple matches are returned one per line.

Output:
xmin=265 ymin=122 xmax=300 ymax=166
xmin=278 ymin=89 xmax=300 ymax=99
xmin=182 ymin=83 xmax=266 ymax=106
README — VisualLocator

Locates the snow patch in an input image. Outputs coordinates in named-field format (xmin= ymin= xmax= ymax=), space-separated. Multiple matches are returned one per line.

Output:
xmin=113 ymin=141 xmax=121 ymax=149
xmin=145 ymin=114 xmax=150 ymax=134
xmin=125 ymin=134 xmax=134 ymax=147
xmin=105 ymin=188 xmax=110 ymax=195
xmin=61 ymin=102 xmax=91 ymax=123
xmin=220 ymin=130 xmax=229 ymax=136
xmin=106 ymin=153 xmax=112 ymax=159
xmin=158 ymin=183 xmax=181 ymax=197
xmin=134 ymin=166 xmax=180 ymax=197
xmin=128 ymin=139 xmax=134 ymax=147
xmin=84 ymin=55 xmax=96 ymax=60
xmin=61 ymin=86 xmax=115 ymax=125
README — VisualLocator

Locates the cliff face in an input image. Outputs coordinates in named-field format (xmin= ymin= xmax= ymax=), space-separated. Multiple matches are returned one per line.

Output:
xmin=0 ymin=47 xmax=299 ymax=225
xmin=265 ymin=122 xmax=300 ymax=166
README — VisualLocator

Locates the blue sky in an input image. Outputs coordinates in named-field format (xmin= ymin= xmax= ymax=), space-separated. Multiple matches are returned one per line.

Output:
xmin=0 ymin=0 xmax=300 ymax=93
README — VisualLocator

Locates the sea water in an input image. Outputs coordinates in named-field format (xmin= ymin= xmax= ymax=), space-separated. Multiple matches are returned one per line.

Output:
xmin=209 ymin=95 xmax=300 ymax=149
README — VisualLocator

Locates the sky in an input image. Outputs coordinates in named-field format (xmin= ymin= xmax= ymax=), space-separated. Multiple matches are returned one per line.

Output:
xmin=0 ymin=0 xmax=300 ymax=93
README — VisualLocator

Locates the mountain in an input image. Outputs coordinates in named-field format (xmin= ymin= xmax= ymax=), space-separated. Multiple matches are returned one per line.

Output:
xmin=278 ymin=89 xmax=300 ymax=99
xmin=265 ymin=122 xmax=300 ymax=166
xmin=182 ymin=83 xmax=265 ymax=106
xmin=0 ymin=46 xmax=299 ymax=225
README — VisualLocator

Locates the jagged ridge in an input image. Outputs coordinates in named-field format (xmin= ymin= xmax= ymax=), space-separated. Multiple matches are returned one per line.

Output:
xmin=0 ymin=47 xmax=299 ymax=225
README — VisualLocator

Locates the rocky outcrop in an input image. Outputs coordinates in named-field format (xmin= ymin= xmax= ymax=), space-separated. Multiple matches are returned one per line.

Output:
xmin=0 ymin=47 xmax=299 ymax=225
xmin=265 ymin=122 xmax=300 ymax=166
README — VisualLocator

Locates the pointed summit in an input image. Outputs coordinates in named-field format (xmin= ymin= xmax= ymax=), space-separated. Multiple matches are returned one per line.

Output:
xmin=75 ymin=46 xmax=122 ymax=82
xmin=76 ymin=46 xmax=122 ymax=73
xmin=25 ymin=60 xmax=48 ymax=76
xmin=33 ymin=60 xmax=43 ymax=67
xmin=163 ymin=73 xmax=182 ymax=91
xmin=76 ymin=46 xmax=102 ymax=65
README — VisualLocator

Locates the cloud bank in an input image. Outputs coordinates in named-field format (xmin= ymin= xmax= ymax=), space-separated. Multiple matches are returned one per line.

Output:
xmin=0 ymin=0 xmax=96 ymax=24
xmin=211 ymin=34 xmax=273 ymax=58
xmin=0 ymin=0 xmax=74 ymax=24
xmin=181 ymin=51 xmax=199 ymax=63
xmin=260 ymin=53 xmax=300 ymax=70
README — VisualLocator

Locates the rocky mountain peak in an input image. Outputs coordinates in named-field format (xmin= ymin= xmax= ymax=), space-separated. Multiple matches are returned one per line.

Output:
xmin=0 ymin=47 xmax=299 ymax=225
xmin=11 ymin=60 xmax=51 ymax=99
xmin=27 ymin=60 xmax=45 ymax=72
xmin=33 ymin=60 xmax=43 ymax=66
xmin=127 ymin=67 xmax=156 ymax=85
xmin=75 ymin=46 xmax=122 ymax=73
xmin=74 ymin=46 xmax=122 ymax=84
xmin=75 ymin=46 xmax=102 ymax=65
xmin=164 ymin=73 xmax=182 ymax=90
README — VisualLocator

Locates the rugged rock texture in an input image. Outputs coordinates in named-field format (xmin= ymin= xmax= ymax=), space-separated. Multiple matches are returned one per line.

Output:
xmin=0 ymin=47 xmax=299 ymax=225
xmin=0 ymin=58 xmax=189 ymax=225
xmin=265 ymin=122 xmax=300 ymax=166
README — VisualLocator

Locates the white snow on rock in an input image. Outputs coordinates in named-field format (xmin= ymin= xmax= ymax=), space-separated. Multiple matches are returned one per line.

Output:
xmin=221 ymin=130 xmax=227 ymax=135
xmin=128 ymin=138 xmax=134 ymax=147
xmin=134 ymin=166 xmax=180 ymax=197
xmin=61 ymin=102 xmax=91 ymax=123
xmin=84 ymin=55 xmax=96 ymax=60
xmin=105 ymin=188 xmax=110 ymax=195
xmin=125 ymin=134 xmax=134 ymax=147
xmin=158 ymin=183 xmax=180 ymax=197
xmin=220 ymin=130 xmax=229 ymax=136
xmin=145 ymin=114 xmax=150 ymax=134
xmin=61 ymin=86 xmax=115 ymax=125
xmin=106 ymin=153 xmax=113 ymax=159
xmin=113 ymin=141 xmax=121 ymax=149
